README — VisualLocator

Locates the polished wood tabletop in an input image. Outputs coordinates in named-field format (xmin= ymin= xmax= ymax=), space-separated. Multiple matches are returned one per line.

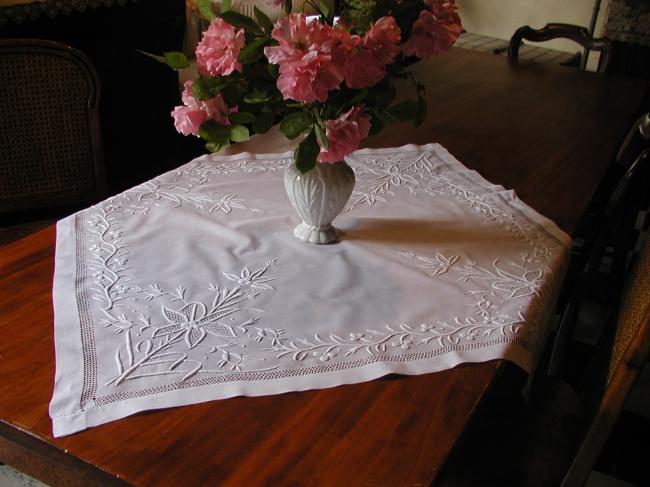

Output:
xmin=0 ymin=48 xmax=647 ymax=487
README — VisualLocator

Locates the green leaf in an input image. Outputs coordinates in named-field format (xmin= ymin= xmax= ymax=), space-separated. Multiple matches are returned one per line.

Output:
xmin=254 ymin=6 xmax=274 ymax=33
xmin=254 ymin=112 xmax=275 ymax=134
xmin=243 ymin=89 xmax=271 ymax=104
xmin=220 ymin=11 xmax=263 ymax=35
xmin=280 ymin=112 xmax=313 ymax=139
xmin=294 ymin=129 xmax=319 ymax=173
xmin=139 ymin=50 xmax=189 ymax=71
xmin=238 ymin=37 xmax=268 ymax=64
xmin=229 ymin=111 xmax=256 ymax=124
xmin=223 ymin=82 xmax=247 ymax=106
xmin=220 ymin=0 xmax=231 ymax=12
xmin=229 ymin=124 xmax=250 ymax=142
xmin=314 ymin=123 xmax=328 ymax=150
xmin=163 ymin=51 xmax=190 ymax=70
xmin=388 ymin=100 xmax=420 ymax=122
xmin=138 ymin=50 xmax=166 ymax=64
xmin=318 ymin=0 xmax=331 ymax=20
xmin=206 ymin=140 xmax=230 ymax=152
xmin=284 ymin=0 xmax=292 ymax=15
xmin=312 ymin=108 xmax=324 ymax=127
xmin=199 ymin=120 xmax=228 ymax=141
xmin=192 ymin=76 xmax=227 ymax=100
xmin=200 ymin=121 xmax=230 ymax=152
xmin=197 ymin=0 xmax=216 ymax=21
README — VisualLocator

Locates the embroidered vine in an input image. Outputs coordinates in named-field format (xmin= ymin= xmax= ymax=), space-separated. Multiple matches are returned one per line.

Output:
xmin=117 ymin=178 xmax=260 ymax=216
xmin=75 ymin=146 xmax=567 ymax=390
xmin=178 ymin=155 xmax=290 ymax=183
xmin=347 ymin=149 xmax=558 ymax=262
xmin=265 ymin=314 xmax=525 ymax=363
xmin=346 ymin=152 xmax=436 ymax=211
xmin=103 ymin=259 xmax=280 ymax=386
xmin=400 ymin=250 xmax=545 ymax=323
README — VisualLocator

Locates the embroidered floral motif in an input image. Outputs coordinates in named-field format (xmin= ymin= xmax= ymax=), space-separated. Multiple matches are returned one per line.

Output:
xmin=267 ymin=314 xmax=525 ymax=362
xmin=209 ymin=194 xmax=259 ymax=214
xmin=398 ymin=251 xmax=460 ymax=276
xmin=74 ymin=146 xmax=566 ymax=400
xmin=455 ymin=259 xmax=543 ymax=300
xmin=0 ymin=0 xmax=136 ymax=27
xmin=346 ymin=149 xmax=561 ymax=263
xmin=179 ymin=156 xmax=290 ymax=183
xmin=346 ymin=152 xmax=435 ymax=211
xmin=118 ymin=176 xmax=259 ymax=217
xmin=400 ymin=250 xmax=545 ymax=325
xmin=103 ymin=259 xmax=279 ymax=386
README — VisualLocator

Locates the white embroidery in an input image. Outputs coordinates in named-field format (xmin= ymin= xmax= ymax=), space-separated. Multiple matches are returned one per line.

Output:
xmin=398 ymin=251 xmax=460 ymax=276
xmin=117 ymin=176 xmax=260 ymax=216
xmin=267 ymin=314 xmax=525 ymax=363
xmin=86 ymin=200 xmax=541 ymax=388
xmin=179 ymin=156 xmax=290 ymax=183
xmin=103 ymin=259 xmax=280 ymax=386
xmin=346 ymin=153 xmax=435 ymax=211
xmin=209 ymin=194 xmax=259 ymax=214
xmin=346 ymin=150 xmax=558 ymax=262
xmin=73 ymin=147 xmax=566 ymax=400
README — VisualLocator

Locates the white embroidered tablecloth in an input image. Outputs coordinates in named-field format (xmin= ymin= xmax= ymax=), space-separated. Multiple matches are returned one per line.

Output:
xmin=50 ymin=143 xmax=571 ymax=437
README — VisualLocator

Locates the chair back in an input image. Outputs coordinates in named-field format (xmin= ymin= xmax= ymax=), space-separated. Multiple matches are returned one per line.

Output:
xmin=561 ymin=236 xmax=650 ymax=486
xmin=508 ymin=23 xmax=613 ymax=73
xmin=0 ymin=38 xmax=106 ymax=216
xmin=548 ymin=145 xmax=650 ymax=378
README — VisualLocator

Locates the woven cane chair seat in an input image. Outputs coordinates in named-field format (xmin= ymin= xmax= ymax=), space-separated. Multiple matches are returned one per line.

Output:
xmin=0 ymin=38 xmax=105 ymax=216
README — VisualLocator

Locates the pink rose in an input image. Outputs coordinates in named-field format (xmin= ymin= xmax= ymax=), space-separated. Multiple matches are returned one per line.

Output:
xmin=181 ymin=80 xmax=198 ymax=107
xmin=427 ymin=0 xmax=462 ymax=25
xmin=318 ymin=106 xmax=371 ymax=163
xmin=276 ymin=51 xmax=341 ymax=103
xmin=172 ymin=105 xmax=207 ymax=136
xmin=364 ymin=16 xmax=401 ymax=65
xmin=265 ymin=14 xmax=333 ymax=64
xmin=196 ymin=18 xmax=245 ymax=76
xmin=265 ymin=14 xmax=343 ymax=102
xmin=203 ymin=95 xmax=233 ymax=125
xmin=343 ymin=48 xmax=385 ymax=89
xmin=402 ymin=1 xmax=462 ymax=59
xmin=171 ymin=80 xmax=234 ymax=136
xmin=330 ymin=19 xmax=400 ymax=89
xmin=326 ymin=28 xmax=381 ymax=89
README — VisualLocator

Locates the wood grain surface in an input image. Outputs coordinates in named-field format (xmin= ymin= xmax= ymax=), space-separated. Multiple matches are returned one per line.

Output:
xmin=0 ymin=48 xmax=647 ymax=487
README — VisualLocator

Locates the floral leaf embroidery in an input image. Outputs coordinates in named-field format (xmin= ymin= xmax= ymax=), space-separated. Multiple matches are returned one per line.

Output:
xmin=492 ymin=268 xmax=541 ymax=299
xmin=202 ymin=322 xmax=239 ymax=337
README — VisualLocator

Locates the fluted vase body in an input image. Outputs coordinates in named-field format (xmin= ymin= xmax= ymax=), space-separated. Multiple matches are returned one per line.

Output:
xmin=283 ymin=161 xmax=355 ymax=244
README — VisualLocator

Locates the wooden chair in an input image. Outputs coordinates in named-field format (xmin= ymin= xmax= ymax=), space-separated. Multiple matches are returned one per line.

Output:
xmin=508 ymin=23 xmax=614 ymax=73
xmin=561 ymin=236 xmax=650 ymax=485
xmin=0 ymin=39 xmax=106 ymax=243
xmin=549 ymin=146 xmax=650 ymax=378
xmin=437 ymin=235 xmax=650 ymax=487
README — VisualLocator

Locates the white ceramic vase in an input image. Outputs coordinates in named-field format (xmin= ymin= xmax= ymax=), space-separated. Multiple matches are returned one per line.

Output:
xmin=284 ymin=160 xmax=355 ymax=244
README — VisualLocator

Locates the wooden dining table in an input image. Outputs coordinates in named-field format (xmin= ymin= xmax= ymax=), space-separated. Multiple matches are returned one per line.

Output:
xmin=0 ymin=47 xmax=647 ymax=487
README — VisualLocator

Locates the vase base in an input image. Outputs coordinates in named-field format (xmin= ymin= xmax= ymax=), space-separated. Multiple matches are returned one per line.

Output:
xmin=293 ymin=223 xmax=339 ymax=244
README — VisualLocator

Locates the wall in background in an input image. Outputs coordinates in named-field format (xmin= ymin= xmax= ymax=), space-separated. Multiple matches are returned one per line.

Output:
xmin=456 ymin=0 xmax=610 ymax=54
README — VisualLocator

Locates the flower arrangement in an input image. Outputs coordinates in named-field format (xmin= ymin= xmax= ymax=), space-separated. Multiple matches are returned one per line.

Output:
xmin=154 ymin=0 xmax=461 ymax=172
